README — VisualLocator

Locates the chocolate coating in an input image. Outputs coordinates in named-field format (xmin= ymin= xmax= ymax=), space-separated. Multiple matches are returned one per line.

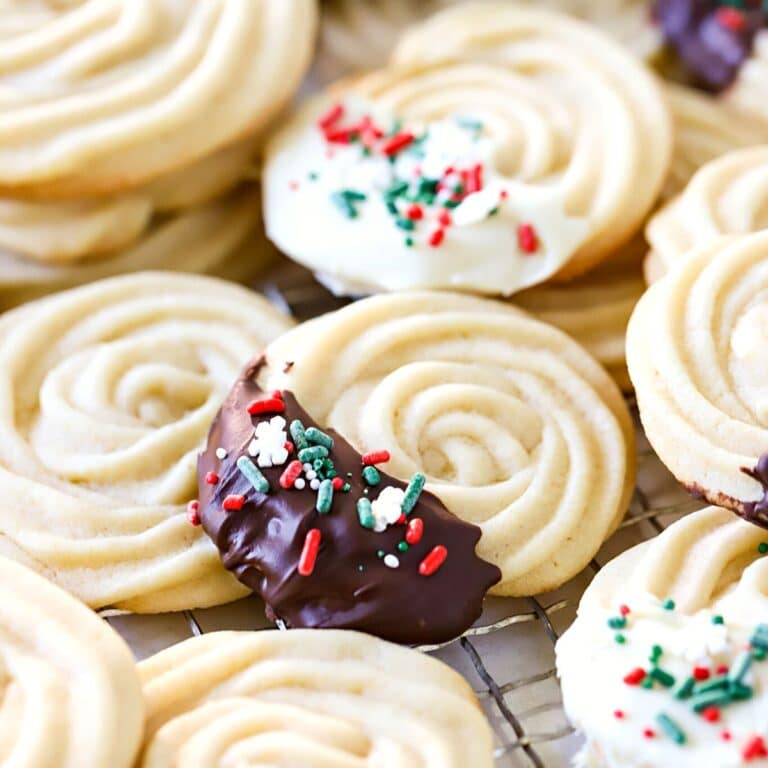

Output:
xmin=653 ymin=0 xmax=766 ymax=91
xmin=198 ymin=358 xmax=500 ymax=645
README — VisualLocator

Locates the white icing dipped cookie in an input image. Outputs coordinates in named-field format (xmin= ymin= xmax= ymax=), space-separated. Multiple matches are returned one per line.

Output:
xmin=266 ymin=3 xmax=672 ymax=296
xmin=628 ymin=232 xmax=768 ymax=528
xmin=557 ymin=506 xmax=768 ymax=768
xmin=0 ymin=272 xmax=293 ymax=612
xmin=0 ymin=0 xmax=317 ymax=197
xmin=257 ymin=291 xmax=635 ymax=596
xmin=138 ymin=629 xmax=494 ymax=767
xmin=0 ymin=556 xmax=144 ymax=768
xmin=647 ymin=146 xmax=768 ymax=283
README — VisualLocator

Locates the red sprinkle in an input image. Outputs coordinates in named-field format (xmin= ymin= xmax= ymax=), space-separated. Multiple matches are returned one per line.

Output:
xmin=716 ymin=6 xmax=746 ymax=31
xmin=271 ymin=390 xmax=284 ymax=400
xmin=298 ymin=528 xmax=322 ymax=576
xmin=619 ymin=604 xmax=631 ymax=617
xmin=722 ymin=731 xmax=733 ymax=742
xmin=406 ymin=204 xmax=424 ymax=221
xmin=247 ymin=397 xmax=285 ymax=416
xmin=517 ymin=223 xmax=539 ymax=254
xmin=437 ymin=210 xmax=452 ymax=227
xmin=362 ymin=450 xmax=390 ymax=466
xmin=380 ymin=131 xmax=414 ymax=156
xmin=323 ymin=126 xmax=356 ymax=144
xmin=279 ymin=460 xmax=304 ymax=489
xmin=693 ymin=666 xmax=710 ymax=681
xmin=186 ymin=500 xmax=200 ymax=526
xmin=429 ymin=228 xmax=445 ymax=247
xmin=396 ymin=514 xmax=407 ymax=526
xmin=613 ymin=710 xmax=625 ymax=720
xmin=317 ymin=102 xmax=344 ymax=130
xmin=465 ymin=163 xmax=484 ymax=194
xmin=743 ymin=735 xmax=768 ymax=761
xmin=288 ymin=180 xmax=299 ymax=191
xmin=419 ymin=545 xmax=448 ymax=576
xmin=332 ymin=477 xmax=344 ymax=491
xmin=702 ymin=706 xmax=720 ymax=723
xmin=406 ymin=517 xmax=424 ymax=545
xmin=284 ymin=441 xmax=294 ymax=454
xmin=623 ymin=668 xmax=646 ymax=686
xmin=500 ymin=189 xmax=509 ymax=199
xmin=716 ymin=665 xmax=729 ymax=675
xmin=223 ymin=494 xmax=246 ymax=511
xmin=205 ymin=471 xmax=219 ymax=485
xmin=643 ymin=728 xmax=655 ymax=740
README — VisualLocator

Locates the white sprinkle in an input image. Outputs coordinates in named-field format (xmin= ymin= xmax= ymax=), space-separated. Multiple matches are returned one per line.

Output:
xmin=303 ymin=463 xmax=313 ymax=473
xmin=306 ymin=470 xmax=317 ymax=481
xmin=294 ymin=478 xmax=306 ymax=490
xmin=248 ymin=439 xmax=259 ymax=457
xmin=215 ymin=447 xmax=228 ymax=460
xmin=310 ymin=478 xmax=320 ymax=491
xmin=383 ymin=554 xmax=400 ymax=569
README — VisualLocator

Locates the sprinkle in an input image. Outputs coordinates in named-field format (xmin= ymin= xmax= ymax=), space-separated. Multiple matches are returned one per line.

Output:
xmin=396 ymin=217 xmax=415 ymax=231
xmin=310 ymin=478 xmax=320 ymax=491
xmin=662 ymin=599 xmax=676 ymax=611
xmin=279 ymin=460 xmax=304 ymax=489
xmin=437 ymin=209 xmax=452 ymax=227
xmin=222 ymin=494 xmax=245 ymax=511
xmin=362 ymin=466 xmax=381 ymax=486
xmin=406 ymin=204 xmax=423 ymax=220
xmin=186 ymin=500 xmax=200 ymax=526
xmin=656 ymin=714 xmax=686 ymax=745
xmin=716 ymin=6 xmax=746 ymax=31
xmin=675 ymin=677 xmax=695 ymax=700
xmin=614 ymin=634 xmax=626 ymax=645
xmin=613 ymin=710 xmax=625 ymax=720
xmin=691 ymin=690 xmax=731 ymax=713
xmin=330 ymin=191 xmax=358 ymax=219
xmin=316 ymin=478 xmax=334 ymax=514
xmin=357 ymin=498 xmax=375 ymax=529
xmin=517 ymin=223 xmax=539 ymax=254
xmin=722 ymin=731 xmax=733 ymax=742
xmin=236 ymin=455 xmax=270 ymax=494
xmin=712 ymin=615 xmax=725 ymax=625
xmin=306 ymin=470 xmax=317 ymax=481
xmin=294 ymin=478 xmax=306 ymax=490
xmin=397 ymin=541 xmax=409 ymax=552
xmin=693 ymin=666 xmax=710 ymax=681
xmin=284 ymin=441 xmax=294 ymax=454
xmin=405 ymin=237 xmax=414 ymax=247
xmin=702 ymin=706 xmax=720 ymax=723
xmin=317 ymin=102 xmax=344 ymax=129
xmin=759 ymin=542 xmax=768 ymax=554
xmin=608 ymin=616 xmax=627 ymax=630
xmin=247 ymin=397 xmax=285 ymax=416
xmin=743 ymin=735 xmax=768 ymax=761
xmin=215 ymin=447 xmax=227 ymax=460
xmin=290 ymin=420 xmax=309 ymax=451
xmin=751 ymin=624 xmax=768 ymax=649
xmin=419 ymin=545 xmax=448 ymax=576
xmin=401 ymin=473 xmax=426 ymax=515
xmin=205 ymin=471 xmax=219 ymax=485
xmin=298 ymin=529 xmax=321 ymax=576
xmin=332 ymin=477 xmax=344 ymax=491
xmin=405 ymin=517 xmax=424 ymax=545
xmin=288 ymin=180 xmax=299 ymax=191
xmin=728 ymin=651 xmax=753 ymax=685
xmin=362 ymin=450 xmax=390 ymax=466
xmin=428 ymin=228 xmax=445 ymax=247
xmin=643 ymin=728 xmax=655 ymax=740
xmin=619 ymin=604 xmax=631 ymax=616
xmin=376 ymin=549 xmax=385 ymax=558
xmin=383 ymin=554 xmax=400 ymax=569
xmin=623 ymin=668 xmax=646 ymax=686
xmin=380 ymin=131 xmax=414 ymax=156
xmin=305 ymin=426 xmax=334 ymax=451
xmin=298 ymin=445 xmax=329 ymax=463
xmin=650 ymin=645 xmax=663 ymax=664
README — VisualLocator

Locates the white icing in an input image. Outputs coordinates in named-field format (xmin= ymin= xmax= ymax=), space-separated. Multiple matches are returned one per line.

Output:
xmin=249 ymin=416 xmax=289 ymax=468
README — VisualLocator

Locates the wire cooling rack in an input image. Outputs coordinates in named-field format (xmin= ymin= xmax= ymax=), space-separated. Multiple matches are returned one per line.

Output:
xmin=106 ymin=263 xmax=700 ymax=768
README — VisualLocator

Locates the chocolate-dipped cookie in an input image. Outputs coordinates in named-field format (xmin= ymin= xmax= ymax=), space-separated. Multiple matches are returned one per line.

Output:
xmin=198 ymin=359 xmax=500 ymax=645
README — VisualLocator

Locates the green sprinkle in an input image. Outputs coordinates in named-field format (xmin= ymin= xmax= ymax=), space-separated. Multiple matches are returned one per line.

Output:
xmin=362 ymin=466 xmax=381 ymax=487
xmin=650 ymin=667 xmax=676 ymax=688
xmin=456 ymin=116 xmax=484 ymax=132
xmin=753 ymin=646 xmax=766 ymax=662
xmin=614 ymin=633 xmax=626 ymax=645
xmin=396 ymin=217 xmax=415 ymax=231
xmin=290 ymin=420 xmax=308 ymax=451
xmin=384 ymin=180 xmax=408 ymax=199
xmin=342 ymin=483 xmax=351 ymax=492
xmin=730 ymin=682 xmax=754 ymax=701
xmin=418 ymin=178 xmax=439 ymax=196
xmin=674 ymin=677 xmax=695 ymax=700
xmin=656 ymin=713 xmax=686 ymax=745
xmin=330 ymin=191 xmax=358 ymax=219
xmin=305 ymin=426 xmax=334 ymax=451
xmin=308 ymin=171 xmax=318 ymax=181
xmin=650 ymin=645 xmax=664 ymax=663
xmin=444 ymin=198 xmax=461 ymax=209
xmin=326 ymin=469 xmax=337 ymax=479
xmin=662 ymin=599 xmax=676 ymax=611
xmin=729 ymin=651 xmax=753 ymax=685
xmin=397 ymin=541 xmax=409 ymax=552
xmin=751 ymin=624 xmax=768 ymax=649
xmin=641 ymin=677 xmax=654 ymax=690
xmin=759 ymin=543 xmax=768 ymax=554
xmin=712 ymin=615 xmax=725 ymax=625
xmin=401 ymin=473 xmax=426 ymax=515
xmin=694 ymin=675 xmax=729 ymax=695
xmin=298 ymin=445 xmax=329 ymax=463
xmin=236 ymin=455 xmax=269 ymax=494
xmin=405 ymin=237 xmax=414 ymax=248
xmin=691 ymin=689 xmax=731 ymax=712
xmin=608 ymin=617 xmax=627 ymax=630
xmin=357 ymin=498 xmax=375 ymax=529
xmin=313 ymin=458 xmax=326 ymax=471
xmin=341 ymin=189 xmax=367 ymax=202
xmin=376 ymin=549 xmax=385 ymax=559
xmin=316 ymin=479 xmax=334 ymax=514
xmin=488 ymin=206 xmax=499 ymax=216
xmin=386 ymin=200 xmax=398 ymax=215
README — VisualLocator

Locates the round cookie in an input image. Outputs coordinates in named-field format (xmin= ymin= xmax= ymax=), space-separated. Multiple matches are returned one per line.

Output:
xmin=0 ymin=0 xmax=317 ymax=197
xmin=0 ymin=271 xmax=293 ymax=612
xmin=0 ymin=185 xmax=275 ymax=311
xmin=557 ymin=505 xmax=768 ymax=768
xmin=646 ymin=146 xmax=768 ymax=284
xmin=138 ymin=629 xmax=494 ymax=767
xmin=0 ymin=556 xmax=144 ymax=768
xmin=265 ymin=3 xmax=672 ymax=296
xmin=628 ymin=232 xmax=768 ymax=527
xmin=238 ymin=291 xmax=635 ymax=597
xmin=515 ymin=239 xmax=646 ymax=390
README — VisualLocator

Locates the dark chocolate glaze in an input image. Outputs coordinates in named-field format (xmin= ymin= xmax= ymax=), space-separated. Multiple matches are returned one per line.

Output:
xmin=653 ymin=0 xmax=766 ymax=91
xmin=198 ymin=357 xmax=500 ymax=645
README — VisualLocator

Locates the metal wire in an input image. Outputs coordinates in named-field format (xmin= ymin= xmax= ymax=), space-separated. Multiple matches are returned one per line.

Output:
xmin=116 ymin=265 xmax=695 ymax=768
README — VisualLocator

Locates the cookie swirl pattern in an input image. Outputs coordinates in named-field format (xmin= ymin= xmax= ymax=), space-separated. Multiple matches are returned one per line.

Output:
xmin=628 ymin=232 xmax=768 ymax=527
xmin=258 ymin=291 xmax=635 ymax=595
xmin=0 ymin=272 xmax=293 ymax=611
xmin=138 ymin=629 xmax=494 ymax=767
xmin=557 ymin=506 xmax=768 ymax=768
xmin=0 ymin=556 xmax=144 ymax=768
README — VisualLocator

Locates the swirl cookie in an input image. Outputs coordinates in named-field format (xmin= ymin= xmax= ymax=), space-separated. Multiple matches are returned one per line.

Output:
xmin=0 ymin=185 xmax=274 ymax=311
xmin=628 ymin=232 xmax=768 ymax=528
xmin=138 ymin=629 xmax=494 ymax=767
xmin=266 ymin=3 xmax=672 ymax=296
xmin=0 ymin=556 xmax=143 ymax=768
xmin=647 ymin=146 xmax=768 ymax=283
xmin=0 ymin=0 xmax=316 ymax=197
xmin=557 ymin=506 xmax=768 ymax=768
xmin=201 ymin=292 xmax=635 ymax=608
xmin=0 ymin=271 xmax=293 ymax=612
xmin=515 ymin=239 xmax=646 ymax=390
